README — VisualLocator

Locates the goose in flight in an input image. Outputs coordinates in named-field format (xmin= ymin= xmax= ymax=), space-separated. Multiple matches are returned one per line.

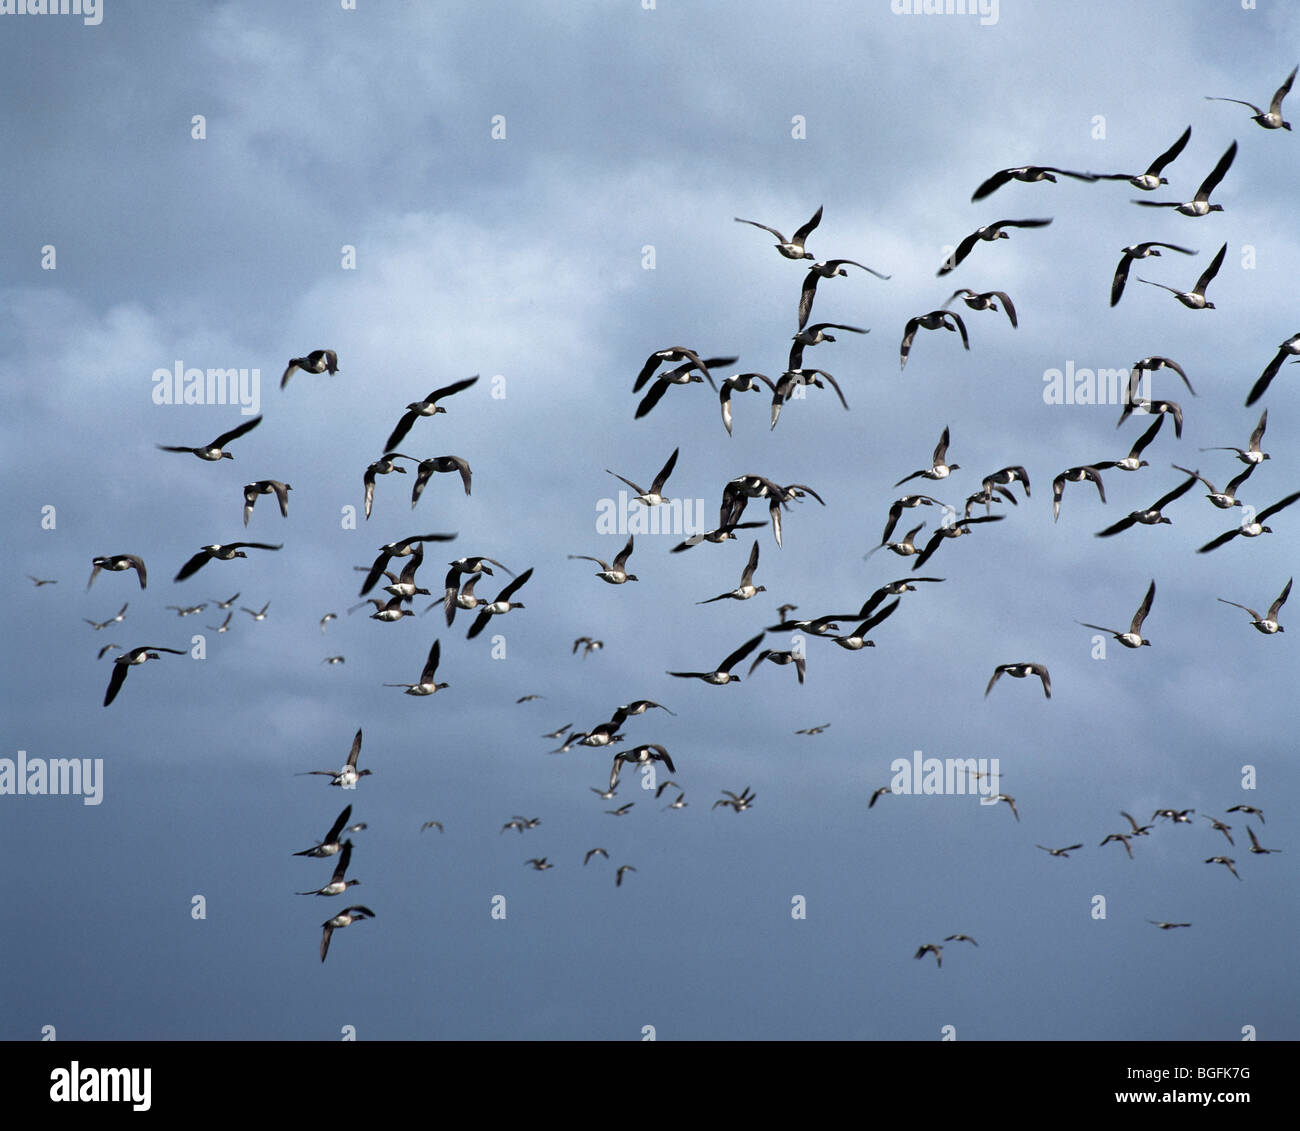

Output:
xmin=607 ymin=447 xmax=679 ymax=506
xmin=88 ymin=555 xmax=146 ymax=590
xmin=914 ymin=943 xmax=943 ymax=968
xmin=466 ymin=568 xmax=533 ymax=639
xmin=1217 ymin=577 xmax=1291 ymax=634
xmin=103 ymin=645 xmax=187 ymax=706
xmin=1078 ymin=579 xmax=1156 ymax=648
xmin=319 ymin=905 xmax=374 ymax=963
xmin=970 ymin=165 xmax=1097 ymax=201
xmin=719 ymin=372 xmax=775 ymax=436
xmin=1132 ymin=141 xmax=1237 ymax=216
xmin=1037 ymin=843 xmax=1084 ymax=858
xmin=1110 ymin=242 xmax=1197 ymax=307
xmin=411 ymin=456 xmax=472 ymax=504
xmin=667 ymin=633 xmax=765 ymax=685
xmin=608 ymin=744 xmax=675 ymax=792
xmin=362 ymin=452 xmax=419 ymax=519
xmin=1136 ymin=242 xmax=1227 ymax=310
xmin=298 ymin=729 xmax=370 ymax=787
xmin=294 ymin=806 xmax=364 ymax=858
xmin=985 ymin=663 xmax=1051 ymax=699
xmin=157 ymin=414 xmax=262 ymax=461
xmin=1091 ymin=125 xmax=1192 ymax=191
xmin=569 ymin=535 xmax=638 ymax=584
xmin=697 ymin=540 xmax=764 ymax=604
xmin=174 ymin=542 xmax=282 ymax=582
xmin=384 ymin=375 xmax=479 ymax=452
xmin=383 ymin=637 xmax=449 ymax=696
xmin=296 ymin=841 xmax=360 ymax=897
xmin=894 ymin=426 xmax=959 ymax=487
xmin=734 ymin=204 xmax=822 ymax=259
xmin=798 ymin=259 xmax=889 ymax=330
xmin=1094 ymin=473 xmax=1197 ymax=536
xmin=1245 ymin=336 xmax=1300 ymax=407
xmin=938 ymin=218 xmax=1052 ymax=276
xmin=1198 ymin=492 xmax=1300 ymax=552
xmin=899 ymin=309 xmax=968 ymax=370
xmin=281 ymin=349 xmax=338 ymax=389
xmin=242 ymin=480 xmax=292 ymax=526
xmin=1172 ymin=463 xmax=1255 ymax=509
xmin=1205 ymin=65 xmax=1296 ymax=129
xmin=1051 ymin=466 xmax=1107 ymax=521
xmin=945 ymin=288 xmax=1017 ymax=327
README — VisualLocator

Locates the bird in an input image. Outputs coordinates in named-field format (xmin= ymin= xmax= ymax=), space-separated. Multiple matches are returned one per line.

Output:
xmin=1148 ymin=921 xmax=1192 ymax=930
xmin=358 ymin=534 xmax=458 ymax=596
xmin=606 ymin=448 xmax=679 ymax=506
xmin=1132 ymin=141 xmax=1237 ymax=215
xmin=1203 ymin=816 xmax=1235 ymax=846
xmin=1136 ymin=242 xmax=1227 ymax=309
xmin=1051 ymin=466 xmax=1107 ymax=521
xmin=633 ymin=362 xmax=715 ymax=419
xmin=869 ymin=786 xmax=891 ymax=809
xmin=747 ymin=647 xmax=806 ymax=683
xmin=1199 ymin=492 xmax=1300 ymax=552
xmin=914 ymin=944 xmax=943 ymax=968
xmin=1246 ymin=826 xmax=1281 ymax=855
xmin=294 ymin=806 xmax=364 ymax=857
xmin=320 ymin=613 xmax=337 ymax=632
xmin=734 ymin=204 xmax=822 ymax=259
xmin=697 ymin=541 xmax=764 ymax=604
xmin=103 ymin=645 xmax=187 ymax=706
xmin=667 ymin=632 xmax=765 ymax=685
xmin=982 ymin=465 xmax=1030 ymax=502
xmin=831 ymin=598 xmax=901 ymax=651
xmin=241 ymin=480 xmax=292 ymax=526
xmin=633 ymin=348 xmax=732 ymax=393
xmin=1219 ymin=578 xmax=1292 ymax=634
xmin=321 ymin=655 xmax=344 ymax=665
xmin=944 ymin=934 xmax=979 ymax=947
xmin=719 ymin=372 xmax=776 ymax=436
xmin=768 ymin=367 xmax=849 ymax=430
xmin=604 ymin=804 xmax=634 ymax=817
xmin=281 ymin=349 xmax=338 ymax=389
xmin=362 ymin=453 xmax=419 ymax=519
xmin=1226 ymin=805 xmax=1264 ymax=824
xmin=169 ymin=604 xmax=208 ymax=618
xmin=319 ymin=905 xmax=374 ymax=963
xmin=798 ymin=259 xmax=889 ymax=330
xmin=350 ymin=596 xmax=415 ymax=623
xmin=174 ymin=542 xmax=282 ymax=582
xmin=616 ymin=866 xmax=637 ymax=887
xmin=1205 ymin=856 xmax=1241 ymax=880
xmin=1121 ymin=812 xmax=1155 ymax=837
xmin=992 ymin=794 xmax=1019 ymax=821
xmin=157 ymin=415 xmax=262 ymax=460
xmin=1116 ymin=397 xmax=1183 ymax=439
xmin=713 ymin=787 xmax=756 ymax=813
xmin=878 ymin=495 xmax=945 ymax=545
xmin=797 ymin=723 xmax=831 ymax=736
xmin=380 ymin=546 xmax=430 ymax=601
xmin=383 ymin=637 xmax=449 ymax=696
xmin=1196 ymin=410 xmax=1268 ymax=467
xmin=971 ymin=165 xmax=1097 ymax=201
xmin=1153 ymin=808 xmax=1195 ymax=824
xmin=296 ymin=841 xmax=360 ymax=897
xmin=1205 ymin=65 xmax=1296 ymax=129
xmin=1245 ymin=337 xmax=1300 ymax=406
xmin=1129 ymin=355 xmax=1196 ymax=398
xmin=384 ymin=375 xmax=479 ymax=451
xmin=84 ymin=602 xmax=129 ymax=629
xmin=1091 ymin=125 xmax=1192 ymax=190
xmin=572 ymin=636 xmax=604 ymax=658
xmin=240 ymin=601 xmax=271 ymax=621
xmin=1079 ymin=580 xmax=1156 ymax=648
xmin=298 ymin=729 xmax=370 ymax=787
xmin=788 ymin=322 xmax=868 ymax=370
xmin=524 ymin=858 xmax=554 ymax=871
xmin=410 ymin=456 xmax=472 ymax=505
xmin=945 ymin=288 xmax=1017 ymax=327
xmin=421 ymin=821 xmax=443 ymax=833
xmin=466 ymin=568 xmax=533 ymax=639
xmin=88 ymin=555 xmax=147 ymax=591
xmin=669 ymin=521 xmax=766 ymax=552
xmin=569 ymin=536 xmax=638 ymax=584
xmin=894 ymin=426 xmax=959 ymax=487
xmin=1100 ymin=833 xmax=1134 ymax=859
xmin=584 ymin=848 xmax=608 ymax=865
xmin=1172 ymin=463 xmax=1255 ymax=509
xmin=26 ymin=575 xmax=57 ymax=586
xmin=911 ymin=515 xmax=1003 ymax=570
xmin=1098 ymin=414 xmax=1166 ymax=473
xmin=98 ymin=644 xmax=123 ymax=662
xmin=899 ymin=310 xmax=968 ymax=370
xmin=1094 ymin=474 xmax=1197 ymax=536
xmin=1037 ymin=844 xmax=1084 ymax=858
xmin=609 ymin=744 xmax=675 ymax=792
xmin=986 ymin=663 xmax=1051 ymax=699
xmin=1110 ymin=242 xmax=1197 ymax=306
xmin=938 ymin=218 xmax=1052 ymax=276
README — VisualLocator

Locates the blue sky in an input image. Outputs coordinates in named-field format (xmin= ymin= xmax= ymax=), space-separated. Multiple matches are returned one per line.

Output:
xmin=2 ymin=0 xmax=1297 ymax=1041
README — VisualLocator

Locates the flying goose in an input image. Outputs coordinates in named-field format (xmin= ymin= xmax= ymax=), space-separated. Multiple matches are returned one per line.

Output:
xmin=239 ymin=601 xmax=271 ymax=622
xmin=944 ymin=934 xmax=979 ymax=947
xmin=608 ymin=743 xmax=676 ymax=792
xmin=358 ymin=533 xmax=458 ymax=596
xmin=1129 ymin=355 xmax=1195 ymax=398
xmin=788 ymin=322 xmax=867 ymax=371
xmin=1205 ymin=65 xmax=1296 ymax=129
xmin=769 ymin=367 xmax=849 ymax=429
xmin=1204 ymin=815 xmax=1235 ymax=846
xmin=912 ymin=514 xmax=1003 ymax=570
xmin=633 ymin=348 xmax=733 ymax=394
xmin=1246 ymin=826 xmax=1281 ymax=855
xmin=174 ymin=542 xmax=282 ymax=582
xmin=569 ymin=535 xmax=638 ymax=584
xmin=697 ymin=540 xmax=764 ymax=603
xmin=1091 ymin=125 xmax=1192 ymax=191
xmin=296 ymin=841 xmax=359 ymax=897
xmin=362 ymin=453 xmax=419 ymax=519
xmin=572 ymin=636 xmax=603 ymax=657
xmin=746 ymin=647 xmax=806 ymax=684
xmin=242 ymin=480 xmax=292 ymax=526
xmin=319 ymin=905 xmax=374 ymax=963
xmin=831 ymin=598 xmax=901 ymax=651
xmin=294 ymin=805 xmax=363 ymax=858
xmin=634 ymin=359 xmax=736 ymax=419
xmin=938 ymin=218 xmax=1052 ymax=276
xmin=1116 ymin=397 xmax=1183 ymax=438
xmin=349 ymin=595 xmax=415 ymax=622
xmin=914 ymin=944 xmax=943 ymax=968
xmin=945 ymin=288 xmax=1017 ymax=327
xmin=869 ymin=786 xmax=891 ymax=808
xmin=466 ymin=567 xmax=533 ymax=639
xmin=797 ymin=723 xmax=831 ymax=735
xmin=719 ymin=372 xmax=776 ymax=436
xmin=1226 ymin=805 xmax=1264 ymax=823
xmin=27 ymin=575 xmax=56 ymax=586
xmin=734 ymin=204 xmax=822 ymax=259
xmin=718 ymin=475 xmax=826 ymax=549
xmin=1100 ymin=833 xmax=1134 ymax=859
xmin=1198 ymin=492 xmax=1300 ymax=552
xmin=1036 ymin=843 xmax=1084 ymax=857
xmin=1121 ymin=811 xmax=1155 ymax=837
xmin=1205 ymin=856 xmax=1241 ymax=880
xmin=971 ymin=165 xmax=1097 ymax=201
xmin=383 ymin=637 xmax=449 ymax=696
xmin=616 ymin=866 xmax=637 ymax=887
xmin=97 ymin=644 xmax=122 ymax=661
xmin=606 ymin=447 xmax=679 ymax=506
xmin=584 ymin=848 xmax=608 ymax=866
xmin=1245 ymin=337 xmax=1300 ymax=406
xmin=1051 ymin=466 xmax=1107 ymax=521
xmin=421 ymin=821 xmax=443 ymax=833
xmin=1110 ymin=242 xmax=1197 ymax=306
xmin=1132 ymin=141 xmax=1237 ymax=215
xmin=667 ymin=632 xmax=765 ymax=685
xmin=384 ymin=376 xmax=479 ymax=452
xmin=992 ymin=794 xmax=1019 ymax=821
xmin=411 ymin=456 xmax=472 ymax=505
xmin=1172 ymin=462 xmax=1255 ymax=508
xmin=799 ymin=259 xmax=890 ymax=330
xmin=894 ymin=426 xmax=959 ymax=487
xmin=1152 ymin=808 xmax=1195 ymax=824
xmin=166 ymin=604 xmax=207 ymax=617
xmin=157 ymin=414 xmax=262 ymax=461
xmin=669 ymin=521 xmax=767 ymax=553
xmin=1202 ymin=410 xmax=1270 ymax=466
xmin=103 ymin=645 xmax=187 ymax=706
xmin=879 ymin=494 xmax=946 ymax=544
xmin=380 ymin=546 xmax=429 ymax=600
xmin=88 ymin=555 xmax=147 ymax=590
xmin=899 ymin=310 xmax=968 ymax=370
xmin=298 ymin=729 xmax=370 ymax=787
xmin=713 ymin=787 xmax=756 ymax=812
xmin=281 ymin=349 xmax=338 ymax=389
xmin=1148 ymin=921 xmax=1192 ymax=930
xmin=1078 ymin=579 xmax=1156 ymax=648
xmin=1136 ymin=242 xmax=1227 ymax=309
xmin=84 ymin=602 xmax=129 ymax=629
xmin=1094 ymin=474 xmax=1197 ymax=536
xmin=985 ymin=663 xmax=1051 ymax=699
xmin=1217 ymin=577 xmax=1291 ymax=634
xmin=1096 ymin=414 xmax=1165 ymax=473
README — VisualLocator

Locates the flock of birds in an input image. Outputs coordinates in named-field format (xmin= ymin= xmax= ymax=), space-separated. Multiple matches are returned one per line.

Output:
xmin=26 ymin=61 xmax=1297 ymax=985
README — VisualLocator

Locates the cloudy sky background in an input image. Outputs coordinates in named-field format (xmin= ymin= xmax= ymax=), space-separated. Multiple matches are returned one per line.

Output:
xmin=2 ymin=0 xmax=1297 ymax=1040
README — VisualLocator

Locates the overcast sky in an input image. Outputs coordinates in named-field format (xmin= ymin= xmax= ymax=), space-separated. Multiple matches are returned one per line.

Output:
xmin=2 ymin=0 xmax=1297 ymax=1042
